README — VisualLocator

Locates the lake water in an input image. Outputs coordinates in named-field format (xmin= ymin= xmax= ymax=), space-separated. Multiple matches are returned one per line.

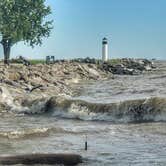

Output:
xmin=0 ymin=60 xmax=166 ymax=165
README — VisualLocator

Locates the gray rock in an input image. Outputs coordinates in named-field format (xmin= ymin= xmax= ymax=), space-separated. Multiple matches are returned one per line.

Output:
xmin=100 ymin=58 xmax=154 ymax=75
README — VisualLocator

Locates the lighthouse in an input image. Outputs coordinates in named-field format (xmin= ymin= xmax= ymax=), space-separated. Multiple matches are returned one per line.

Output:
xmin=102 ymin=37 xmax=109 ymax=62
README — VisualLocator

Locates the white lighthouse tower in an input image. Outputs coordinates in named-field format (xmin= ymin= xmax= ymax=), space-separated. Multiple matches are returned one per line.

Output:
xmin=102 ymin=37 xmax=109 ymax=62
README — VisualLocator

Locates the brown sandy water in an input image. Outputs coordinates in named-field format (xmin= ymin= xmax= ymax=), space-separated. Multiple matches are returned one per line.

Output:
xmin=0 ymin=116 xmax=166 ymax=166
xmin=0 ymin=60 xmax=166 ymax=165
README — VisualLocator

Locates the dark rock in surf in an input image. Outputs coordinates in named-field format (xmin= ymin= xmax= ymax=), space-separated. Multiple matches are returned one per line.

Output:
xmin=0 ymin=153 xmax=83 ymax=165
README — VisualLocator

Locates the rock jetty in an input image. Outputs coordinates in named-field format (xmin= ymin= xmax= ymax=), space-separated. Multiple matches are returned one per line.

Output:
xmin=0 ymin=58 xmax=155 ymax=113
xmin=101 ymin=58 xmax=155 ymax=75
xmin=71 ymin=57 xmax=155 ymax=75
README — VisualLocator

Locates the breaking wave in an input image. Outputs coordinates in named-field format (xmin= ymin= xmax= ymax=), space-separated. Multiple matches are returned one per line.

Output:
xmin=0 ymin=87 xmax=49 ymax=114
xmin=46 ymin=96 xmax=166 ymax=123
xmin=1 ymin=87 xmax=166 ymax=123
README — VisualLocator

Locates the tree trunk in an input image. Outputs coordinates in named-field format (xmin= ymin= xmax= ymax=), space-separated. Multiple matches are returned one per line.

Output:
xmin=3 ymin=41 xmax=11 ymax=64
xmin=2 ymin=40 xmax=11 ymax=65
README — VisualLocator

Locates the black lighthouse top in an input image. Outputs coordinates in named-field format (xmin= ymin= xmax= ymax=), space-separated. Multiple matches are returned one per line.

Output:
xmin=102 ymin=37 xmax=108 ymax=44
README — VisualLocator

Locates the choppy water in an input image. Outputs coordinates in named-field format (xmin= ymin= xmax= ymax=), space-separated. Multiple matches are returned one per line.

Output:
xmin=0 ymin=60 xmax=166 ymax=165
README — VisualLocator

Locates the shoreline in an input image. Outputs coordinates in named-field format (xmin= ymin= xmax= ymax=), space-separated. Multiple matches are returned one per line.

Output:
xmin=0 ymin=58 xmax=155 ymax=114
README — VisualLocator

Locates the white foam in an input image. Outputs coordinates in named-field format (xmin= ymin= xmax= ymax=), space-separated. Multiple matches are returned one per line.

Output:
xmin=0 ymin=87 xmax=48 ymax=114
xmin=51 ymin=97 xmax=166 ymax=123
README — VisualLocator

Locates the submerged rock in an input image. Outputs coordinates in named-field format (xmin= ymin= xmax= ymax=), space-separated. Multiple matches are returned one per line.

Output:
xmin=0 ymin=153 xmax=82 ymax=165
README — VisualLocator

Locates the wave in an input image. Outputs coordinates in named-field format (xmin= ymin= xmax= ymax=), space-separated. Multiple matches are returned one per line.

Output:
xmin=0 ymin=127 xmax=51 ymax=139
xmin=0 ymin=87 xmax=49 ymax=114
xmin=0 ymin=126 xmax=97 ymax=139
xmin=0 ymin=126 xmax=71 ymax=139
xmin=46 ymin=96 xmax=166 ymax=123
xmin=1 ymin=87 xmax=166 ymax=123
xmin=149 ymin=75 xmax=166 ymax=80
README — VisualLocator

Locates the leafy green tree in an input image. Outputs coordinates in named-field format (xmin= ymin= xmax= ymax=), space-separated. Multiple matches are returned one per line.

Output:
xmin=0 ymin=0 xmax=53 ymax=64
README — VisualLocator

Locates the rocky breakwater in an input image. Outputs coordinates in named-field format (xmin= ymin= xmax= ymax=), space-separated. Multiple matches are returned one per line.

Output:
xmin=0 ymin=61 xmax=108 ymax=113
xmin=101 ymin=58 xmax=155 ymax=75
xmin=72 ymin=57 xmax=155 ymax=75
xmin=0 ymin=58 xmax=155 ymax=114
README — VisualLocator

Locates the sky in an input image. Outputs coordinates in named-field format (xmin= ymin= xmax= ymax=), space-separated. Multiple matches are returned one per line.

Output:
xmin=0 ymin=0 xmax=166 ymax=60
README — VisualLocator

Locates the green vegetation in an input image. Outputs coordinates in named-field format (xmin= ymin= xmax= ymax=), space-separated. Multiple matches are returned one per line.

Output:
xmin=0 ymin=0 xmax=53 ymax=64
xmin=7 ymin=58 xmax=124 ymax=66
xmin=10 ymin=58 xmax=45 ymax=65
xmin=107 ymin=59 xmax=122 ymax=65
xmin=29 ymin=59 xmax=45 ymax=65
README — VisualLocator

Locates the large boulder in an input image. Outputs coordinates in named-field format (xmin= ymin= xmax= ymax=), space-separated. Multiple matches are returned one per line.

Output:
xmin=8 ymin=72 xmax=21 ymax=81
xmin=100 ymin=58 xmax=154 ymax=75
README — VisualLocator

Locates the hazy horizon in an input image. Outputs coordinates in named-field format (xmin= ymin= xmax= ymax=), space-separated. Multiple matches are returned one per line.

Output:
xmin=0 ymin=0 xmax=165 ymax=60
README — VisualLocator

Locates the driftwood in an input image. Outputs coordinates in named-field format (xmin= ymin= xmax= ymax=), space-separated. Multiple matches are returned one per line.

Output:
xmin=29 ymin=85 xmax=43 ymax=92
xmin=25 ymin=85 xmax=43 ymax=93
xmin=0 ymin=153 xmax=82 ymax=165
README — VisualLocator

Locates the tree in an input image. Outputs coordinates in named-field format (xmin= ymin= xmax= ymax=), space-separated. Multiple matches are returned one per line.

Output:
xmin=0 ymin=0 xmax=53 ymax=64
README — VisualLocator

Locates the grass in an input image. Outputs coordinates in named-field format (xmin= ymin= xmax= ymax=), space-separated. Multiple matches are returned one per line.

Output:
xmin=107 ymin=59 xmax=122 ymax=65
xmin=29 ymin=59 xmax=45 ymax=65
xmin=9 ymin=58 xmax=45 ymax=65
xmin=2 ymin=58 xmax=124 ymax=65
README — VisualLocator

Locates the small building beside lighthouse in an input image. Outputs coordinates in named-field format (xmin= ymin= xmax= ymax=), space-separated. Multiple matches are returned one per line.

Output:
xmin=102 ymin=37 xmax=109 ymax=62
